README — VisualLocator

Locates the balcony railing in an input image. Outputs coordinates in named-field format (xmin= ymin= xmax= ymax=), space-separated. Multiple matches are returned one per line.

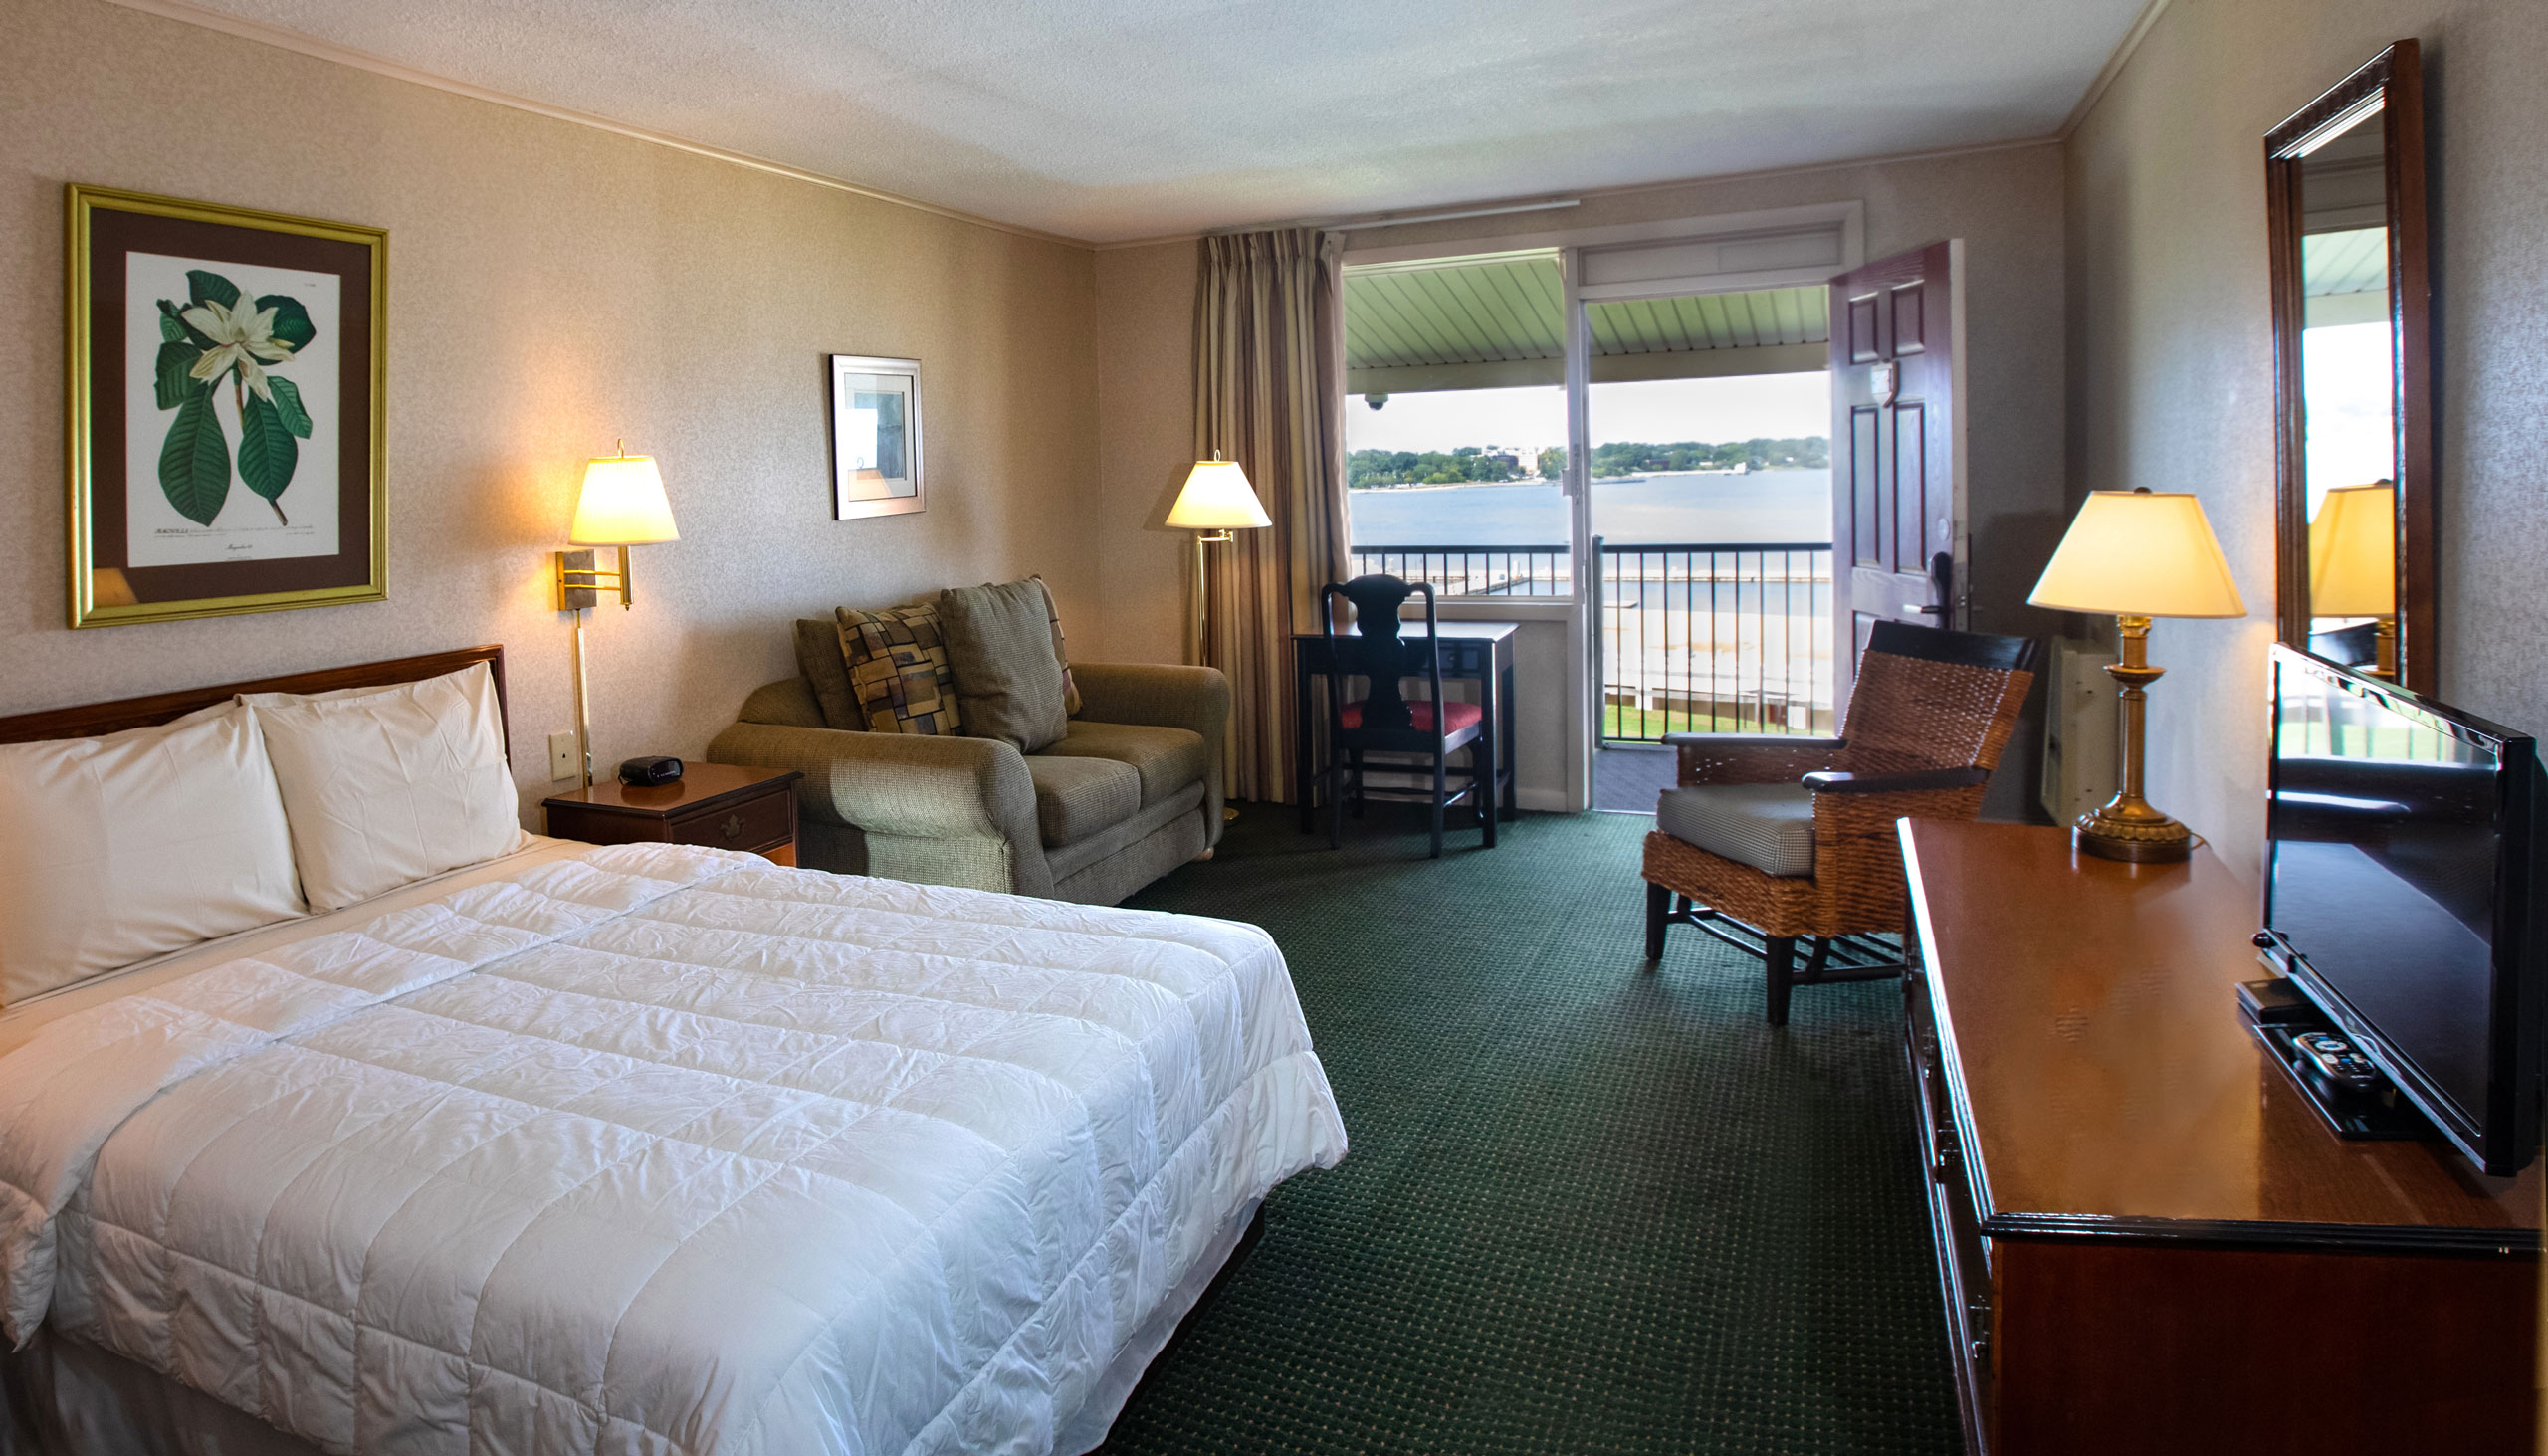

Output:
xmin=1346 ymin=540 xmax=1835 ymax=743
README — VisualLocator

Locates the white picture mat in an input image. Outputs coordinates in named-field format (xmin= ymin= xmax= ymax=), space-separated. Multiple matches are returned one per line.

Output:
xmin=830 ymin=355 xmax=920 ymax=513
xmin=123 ymin=251 xmax=342 ymax=567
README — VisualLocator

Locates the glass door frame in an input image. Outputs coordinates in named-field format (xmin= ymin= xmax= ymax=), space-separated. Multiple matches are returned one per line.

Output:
xmin=1340 ymin=201 xmax=1864 ymax=811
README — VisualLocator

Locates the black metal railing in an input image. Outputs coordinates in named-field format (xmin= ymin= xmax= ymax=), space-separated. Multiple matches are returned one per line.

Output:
xmin=1346 ymin=545 xmax=1571 ymax=597
xmin=1345 ymin=540 xmax=1835 ymax=742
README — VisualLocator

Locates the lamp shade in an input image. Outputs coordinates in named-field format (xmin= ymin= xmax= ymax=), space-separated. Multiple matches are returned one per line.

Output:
xmin=2027 ymin=489 xmax=2245 ymax=618
xmin=568 ymin=454 xmax=679 ymax=545
xmin=1166 ymin=459 xmax=1271 ymax=530
xmin=2307 ymin=482 xmax=2397 ymax=617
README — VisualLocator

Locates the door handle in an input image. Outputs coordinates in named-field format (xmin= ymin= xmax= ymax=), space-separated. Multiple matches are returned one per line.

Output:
xmin=1903 ymin=603 xmax=1945 ymax=616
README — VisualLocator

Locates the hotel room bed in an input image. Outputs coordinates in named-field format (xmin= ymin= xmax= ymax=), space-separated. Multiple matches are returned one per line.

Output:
xmin=0 ymin=652 xmax=1346 ymax=1456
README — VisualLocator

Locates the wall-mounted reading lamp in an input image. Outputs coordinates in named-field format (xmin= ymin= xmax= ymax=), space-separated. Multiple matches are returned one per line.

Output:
xmin=554 ymin=445 xmax=678 ymax=787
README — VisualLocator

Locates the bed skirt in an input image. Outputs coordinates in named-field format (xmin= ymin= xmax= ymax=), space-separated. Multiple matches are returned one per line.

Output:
xmin=0 ymin=1198 xmax=1262 ymax=1456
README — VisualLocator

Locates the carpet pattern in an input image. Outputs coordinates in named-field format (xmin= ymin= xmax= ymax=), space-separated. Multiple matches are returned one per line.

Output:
xmin=1094 ymin=806 xmax=1960 ymax=1455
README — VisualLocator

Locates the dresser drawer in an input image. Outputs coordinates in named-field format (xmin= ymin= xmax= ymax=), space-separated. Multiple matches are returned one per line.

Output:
xmin=666 ymin=787 xmax=793 ymax=853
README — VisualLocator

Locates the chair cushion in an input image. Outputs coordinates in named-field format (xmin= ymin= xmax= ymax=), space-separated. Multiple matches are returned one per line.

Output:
xmin=939 ymin=580 xmax=1071 ymax=753
xmin=1023 ymin=754 xmax=1141 ymax=848
xmin=1654 ymin=783 xmax=1816 ymax=878
xmin=833 ymin=603 xmax=963 ymax=735
xmin=1035 ymin=721 xmax=1210 ymax=809
xmin=1341 ymin=700 xmax=1483 ymax=734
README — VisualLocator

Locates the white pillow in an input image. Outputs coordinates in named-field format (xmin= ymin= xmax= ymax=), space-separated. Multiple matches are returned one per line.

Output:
xmin=251 ymin=663 xmax=524 ymax=912
xmin=0 ymin=706 xmax=306 ymax=1004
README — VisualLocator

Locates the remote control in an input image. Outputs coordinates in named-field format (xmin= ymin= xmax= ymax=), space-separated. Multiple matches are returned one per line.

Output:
xmin=2292 ymin=1031 xmax=2381 ymax=1091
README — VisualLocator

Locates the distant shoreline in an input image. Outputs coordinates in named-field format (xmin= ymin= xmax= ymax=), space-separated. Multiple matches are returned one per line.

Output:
xmin=1349 ymin=467 xmax=1803 ymax=494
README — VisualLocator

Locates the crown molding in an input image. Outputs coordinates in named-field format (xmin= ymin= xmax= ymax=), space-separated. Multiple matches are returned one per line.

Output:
xmin=97 ymin=0 xmax=1093 ymax=250
xmin=2061 ymin=0 xmax=2178 ymax=138
xmin=1095 ymin=133 xmax=2060 ymax=252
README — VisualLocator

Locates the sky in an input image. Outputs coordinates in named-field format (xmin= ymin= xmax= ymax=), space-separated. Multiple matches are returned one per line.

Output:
xmin=1344 ymin=371 xmax=1833 ymax=457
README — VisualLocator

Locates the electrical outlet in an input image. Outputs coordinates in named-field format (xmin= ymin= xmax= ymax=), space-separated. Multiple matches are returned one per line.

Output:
xmin=547 ymin=731 xmax=580 ymax=782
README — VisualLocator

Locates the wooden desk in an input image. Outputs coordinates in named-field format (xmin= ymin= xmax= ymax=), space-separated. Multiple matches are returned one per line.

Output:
xmin=1292 ymin=621 xmax=1518 ymax=829
xmin=543 ymin=762 xmax=802 ymax=864
xmin=1901 ymin=819 xmax=2537 ymax=1455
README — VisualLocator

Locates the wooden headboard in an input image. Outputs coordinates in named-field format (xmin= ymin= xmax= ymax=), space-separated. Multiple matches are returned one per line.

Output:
xmin=0 ymin=645 xmax=510 ymax=747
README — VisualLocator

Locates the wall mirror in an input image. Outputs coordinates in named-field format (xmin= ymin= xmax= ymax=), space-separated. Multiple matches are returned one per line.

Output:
xmin=2265 ymin=39 xmax=2431 ymax=691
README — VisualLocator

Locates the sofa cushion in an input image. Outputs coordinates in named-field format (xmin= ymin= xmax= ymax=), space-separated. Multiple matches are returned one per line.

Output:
xmin=1037 ymin=721 xmax=1210 ymax=809
xmin=794 ymin=619 xmax=862 ymax=730
xmin=834 ymin=603 xmax=963 ymax=735
xmin=1024 ymin=754 xmax=1141 ymax=848
xmin=1655 ymin=783 xmax=1816 ymax=878
xmin=939 ymin=580 xmax=1070 ymax=753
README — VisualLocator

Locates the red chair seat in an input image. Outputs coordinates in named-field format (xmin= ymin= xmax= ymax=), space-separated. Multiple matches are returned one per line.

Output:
xmin=1342 ymin=699 xmax=1483 ymax=734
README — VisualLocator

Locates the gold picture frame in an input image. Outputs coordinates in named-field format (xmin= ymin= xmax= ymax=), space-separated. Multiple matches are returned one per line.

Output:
xmin=67 ymin=184 xmax=387 ymax=628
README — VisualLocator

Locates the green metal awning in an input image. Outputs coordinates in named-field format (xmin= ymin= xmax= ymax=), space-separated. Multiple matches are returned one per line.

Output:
xmin=1345 ymin=252 xmax=1829 ymax=394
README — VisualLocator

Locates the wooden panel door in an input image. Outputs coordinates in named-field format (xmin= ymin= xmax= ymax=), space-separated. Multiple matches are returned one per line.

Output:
xmin=1829 ymin=241 xmax=1960 ymax=715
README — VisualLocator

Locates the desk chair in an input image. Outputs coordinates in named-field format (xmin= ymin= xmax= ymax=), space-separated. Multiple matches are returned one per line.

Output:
xmin=1641 ymin=619 xmax=2037 ymax=1023
xmin=1316 ymin=574 xmax=1494 ymax=858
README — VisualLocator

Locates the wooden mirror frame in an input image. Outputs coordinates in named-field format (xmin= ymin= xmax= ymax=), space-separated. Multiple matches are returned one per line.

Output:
xmin=2265 ymin=39 xmax=2433 ymax=692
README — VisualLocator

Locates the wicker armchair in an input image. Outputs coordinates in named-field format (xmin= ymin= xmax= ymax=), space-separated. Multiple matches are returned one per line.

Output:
xmin=1641 ymin=620 xmax=2038 ymax=1024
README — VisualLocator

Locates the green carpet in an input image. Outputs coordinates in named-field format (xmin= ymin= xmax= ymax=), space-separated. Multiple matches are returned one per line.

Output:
xmin=1094 ymin=805 xmax=1959 ymax=1455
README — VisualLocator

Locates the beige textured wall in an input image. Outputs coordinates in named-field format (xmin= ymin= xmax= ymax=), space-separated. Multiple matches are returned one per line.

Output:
xmin=1092 ymin=145 xmax=2070 ymax=809
xmin=2066 ymin=0 xmax=2548 ymax=873
xmin=1093 ymin=241 xmax=1200 ymax=666
xmin=1 ymin=0 xmax=1100 ymax=820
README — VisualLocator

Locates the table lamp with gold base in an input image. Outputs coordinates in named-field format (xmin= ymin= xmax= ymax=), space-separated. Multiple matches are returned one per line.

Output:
xmin=2027 ymin=488 xmax=2246 ymax=863
xmin=2308 ymin=480 xmax=2398 ymax=678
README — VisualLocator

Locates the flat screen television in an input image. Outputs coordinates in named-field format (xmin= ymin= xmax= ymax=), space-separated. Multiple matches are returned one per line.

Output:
xmin=2262 ymin=645 xmax=2546 ymax=1176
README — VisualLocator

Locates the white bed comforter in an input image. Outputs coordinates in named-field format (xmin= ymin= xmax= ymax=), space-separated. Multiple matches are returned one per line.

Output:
xmin=0 ymin=844 xmax=1345 ymax=1455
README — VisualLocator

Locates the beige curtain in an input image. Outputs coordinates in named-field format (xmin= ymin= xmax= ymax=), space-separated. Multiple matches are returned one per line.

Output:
xmin=1193 ymin=228 xmax=1348 ymax=805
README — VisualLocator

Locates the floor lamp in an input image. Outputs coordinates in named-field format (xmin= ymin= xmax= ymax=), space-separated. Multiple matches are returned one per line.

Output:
xmin=553 ymin=447 xmax=680 ymax=789
xmin=1167 ymin=453 xmax=1270 ymax=816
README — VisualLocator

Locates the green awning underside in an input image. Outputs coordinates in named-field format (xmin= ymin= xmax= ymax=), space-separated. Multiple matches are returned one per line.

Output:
xmin=1345 ymin=254 xmax=1830 ymax=394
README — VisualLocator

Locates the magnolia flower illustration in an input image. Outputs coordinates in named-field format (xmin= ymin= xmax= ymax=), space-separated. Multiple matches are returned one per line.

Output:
xmin=151 ymin=269 xmax=317 ymax=527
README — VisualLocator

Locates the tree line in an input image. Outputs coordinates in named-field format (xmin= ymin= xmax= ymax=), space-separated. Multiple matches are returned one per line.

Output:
xmin=1349 ymin=437 xmax=1827 ymax=489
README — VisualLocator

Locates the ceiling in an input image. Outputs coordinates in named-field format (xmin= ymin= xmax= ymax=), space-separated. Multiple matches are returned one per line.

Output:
xmin=158 ymin=0 xmax=2153 ymax=244
xmin=1346 ymin=258 xmax=1826 ymax=370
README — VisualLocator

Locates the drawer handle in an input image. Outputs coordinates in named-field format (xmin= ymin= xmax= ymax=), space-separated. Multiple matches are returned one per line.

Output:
xmin=721 ymin=813 xmax=744 ymax=842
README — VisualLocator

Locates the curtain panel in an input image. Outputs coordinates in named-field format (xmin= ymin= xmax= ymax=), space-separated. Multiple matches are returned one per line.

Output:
xmin=1192 ymin=228 xmax=1348 ymax=805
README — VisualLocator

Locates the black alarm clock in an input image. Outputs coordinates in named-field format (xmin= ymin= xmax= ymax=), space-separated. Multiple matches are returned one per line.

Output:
xmin=618 ymin=756 xmax=684 ymax=787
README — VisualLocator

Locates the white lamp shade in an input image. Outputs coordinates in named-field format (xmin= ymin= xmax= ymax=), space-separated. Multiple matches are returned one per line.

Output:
xmin=568 ymin=454 xmax=679 ymax=545
xmin=2307 ymin=483 xmax=2397 ymax=617
xmin=1166 ymin=459 xmax=1271 ymax=529
xmin=2027 ymin=489 xmax=2246 ymax=618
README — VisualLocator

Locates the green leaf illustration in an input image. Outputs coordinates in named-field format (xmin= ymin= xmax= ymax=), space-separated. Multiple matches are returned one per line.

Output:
xmin=266 ymin=375 xmax=313 ymax=438
xmin=157 ymin=299 xmax=214 ymax=349
xmin=158 ymin=390 xmax=231 ymax=525
xmin=186 ymin=270 xmax=239 ymax=310
xmin=257 ymin=294 xmax=316 ymax=354
xmin=153 ymin=342 xmax=198 ymax=411
xmin=238 ymin=393 xmax=299 ymax=522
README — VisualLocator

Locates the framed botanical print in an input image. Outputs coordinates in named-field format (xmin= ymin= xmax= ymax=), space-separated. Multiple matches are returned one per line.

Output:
xmin=828 ymin=353 xmax=923 ymax=520
xmin=66 ymin=185 xmax=387 ymax=628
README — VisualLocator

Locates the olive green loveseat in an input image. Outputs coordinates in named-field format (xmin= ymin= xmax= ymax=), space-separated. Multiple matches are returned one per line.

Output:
xmin=708 ymin=623 xmax=1229 ymax=905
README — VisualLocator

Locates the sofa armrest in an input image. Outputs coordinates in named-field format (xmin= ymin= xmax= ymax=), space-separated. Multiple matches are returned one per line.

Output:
xmin=705 ymin=721 xmax=1050 ymax=897
xmin=1071 ymin=662 xmax=1230 ymax=839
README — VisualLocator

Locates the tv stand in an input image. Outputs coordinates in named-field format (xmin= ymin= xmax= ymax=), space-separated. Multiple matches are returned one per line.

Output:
xmin=1900 ymin=820 xmax=2538 ymax=1455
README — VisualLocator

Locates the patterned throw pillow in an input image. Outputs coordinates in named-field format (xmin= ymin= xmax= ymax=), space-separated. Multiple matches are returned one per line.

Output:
xmin=833 ymin=603 xmax=963 ymax=735
xmin=1031 ymin=574 xmax=1083 ymax=717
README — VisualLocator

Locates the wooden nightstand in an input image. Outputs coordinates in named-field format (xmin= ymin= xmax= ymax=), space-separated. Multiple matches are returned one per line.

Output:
xmin=542 ymin=762 xmax=803 ymax=865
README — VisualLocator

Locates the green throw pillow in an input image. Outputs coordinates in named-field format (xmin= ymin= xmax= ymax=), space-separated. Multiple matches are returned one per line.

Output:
xmin=939 ymin=579 xmax=1070 ymax=753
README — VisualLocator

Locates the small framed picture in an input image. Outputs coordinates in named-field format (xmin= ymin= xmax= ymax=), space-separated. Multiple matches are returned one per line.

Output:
xmin=828 ymin=353 xmax=923 ymax=520
xmin=66 ymin=185 xmax=387 ymax=628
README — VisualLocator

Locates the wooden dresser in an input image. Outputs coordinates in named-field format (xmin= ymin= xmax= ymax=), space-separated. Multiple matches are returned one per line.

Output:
xmin=1900 ymin=819 xmax=2539 ymax=1455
